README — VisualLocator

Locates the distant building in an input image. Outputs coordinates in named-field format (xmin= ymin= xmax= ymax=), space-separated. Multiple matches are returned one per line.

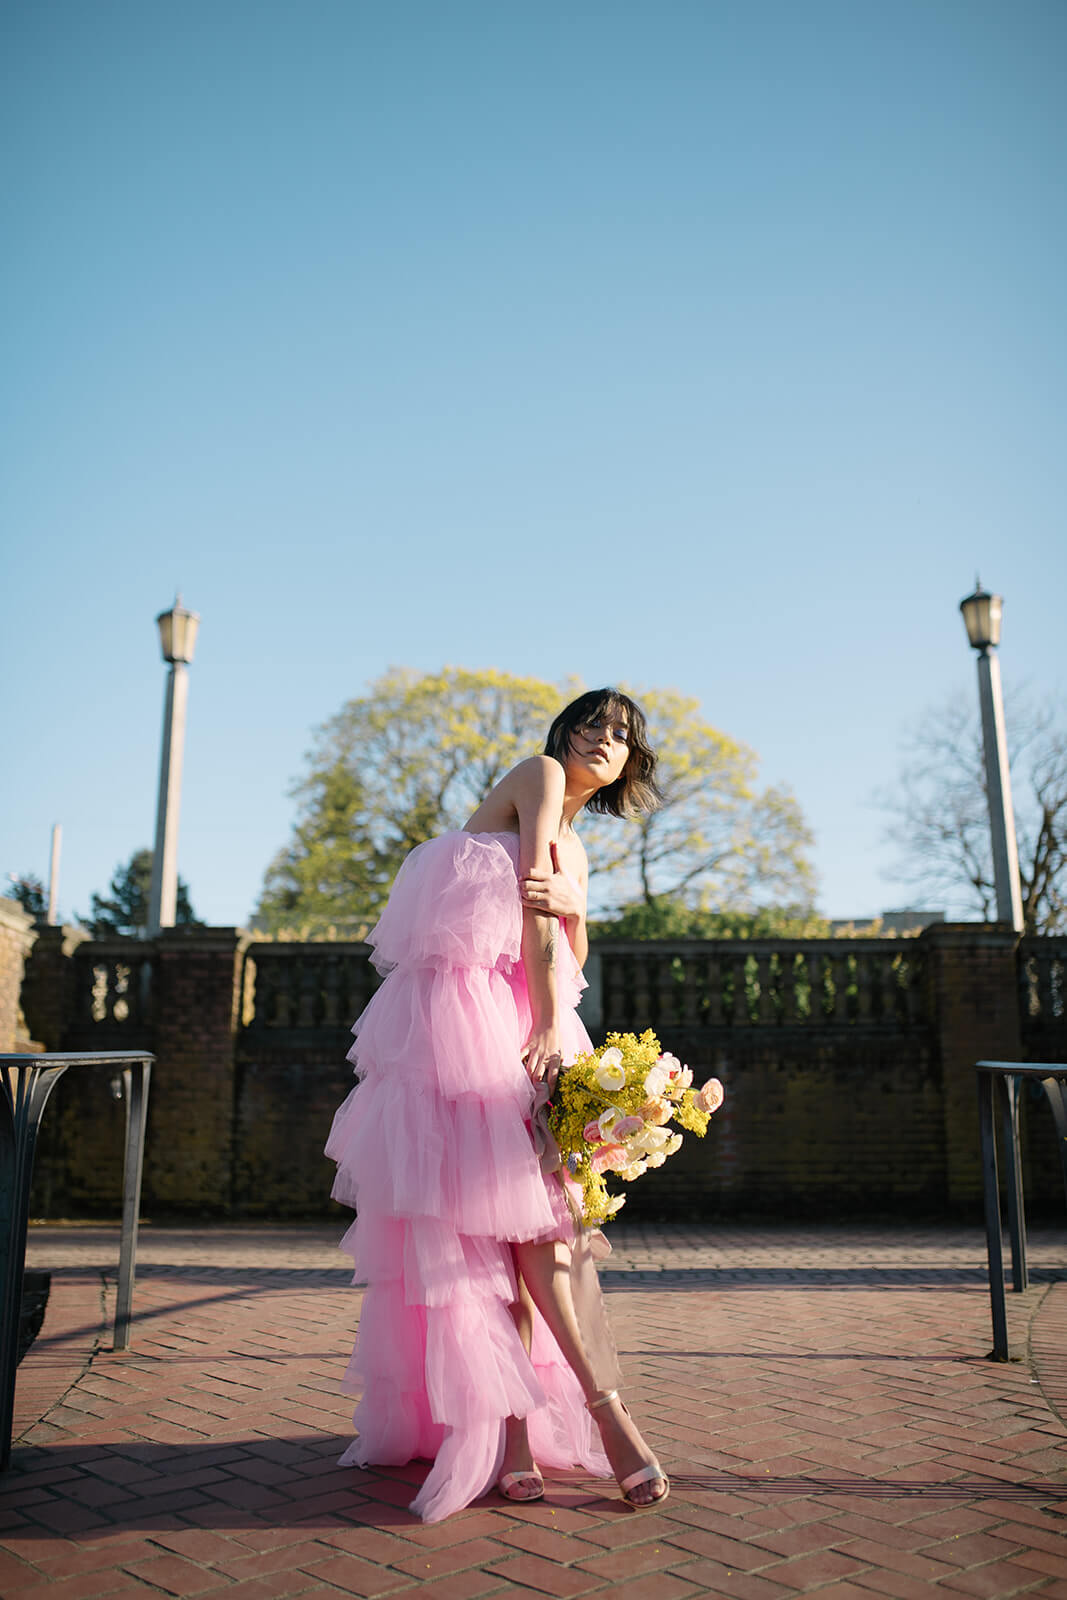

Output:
xmin=828 ymin=909 xmax=945 ymax=937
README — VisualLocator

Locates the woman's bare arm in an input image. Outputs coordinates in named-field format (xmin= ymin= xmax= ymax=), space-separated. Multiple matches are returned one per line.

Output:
xmin=520 ymin=839 xmax=589 ymax=969
xmin=513 ymin=757 xmax=567 ymax=1084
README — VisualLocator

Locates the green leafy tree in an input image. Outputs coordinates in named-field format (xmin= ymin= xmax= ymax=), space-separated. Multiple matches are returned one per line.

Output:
xmin=880 ymin=691 xmax=1067 ymax=934
xmin=255 ymin=667 xmax=568 ymax=933
xmin=4 ymin=874 xmax=47 ymax=918
xmin=80 ymin=849 xmax=201 ymax=937
xmin=581 ymin=686 xmax=817 ymax=917
xmin=255 ymin=766 xmax=400 ymax=937
xmin=257 ymin=669 xmax=817 ymax=936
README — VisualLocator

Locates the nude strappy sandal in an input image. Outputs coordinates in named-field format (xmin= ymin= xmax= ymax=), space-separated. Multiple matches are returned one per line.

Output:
xmin=586 ymin=1389 xmax=670 ymax=1510
xmin=497 ymin=1469 xmax=545 ymax=1503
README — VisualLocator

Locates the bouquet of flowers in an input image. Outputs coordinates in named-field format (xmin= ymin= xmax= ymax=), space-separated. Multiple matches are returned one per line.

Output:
xmin=548 ymin=1029 xmax=724 ymax=1227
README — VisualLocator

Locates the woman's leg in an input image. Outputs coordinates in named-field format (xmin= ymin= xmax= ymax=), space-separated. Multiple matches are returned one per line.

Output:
xmin=500 ymin=1278 xmax=539 ymax=1484
xmin=513 ymin=1238 xmax=667 ymax=1505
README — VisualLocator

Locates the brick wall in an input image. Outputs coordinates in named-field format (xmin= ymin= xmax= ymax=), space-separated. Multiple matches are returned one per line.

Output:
xmin=634 ymin=1026 xmax=943 ymax=1216
xmin=18 ymin=921 xmax=1066 ymax=1221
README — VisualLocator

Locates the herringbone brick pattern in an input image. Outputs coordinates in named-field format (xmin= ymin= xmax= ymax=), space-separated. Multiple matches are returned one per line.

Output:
xmin=3 ymin=1223 xmax=1065 ymax=1598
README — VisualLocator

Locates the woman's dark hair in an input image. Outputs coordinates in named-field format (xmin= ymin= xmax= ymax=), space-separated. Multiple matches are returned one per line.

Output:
xmin=544 ymin=688 xmax=661 ymax=818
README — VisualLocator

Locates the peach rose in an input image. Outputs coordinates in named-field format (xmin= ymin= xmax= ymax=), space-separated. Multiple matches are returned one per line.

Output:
xmin=694 ymin=1077 xmax=725 ymax=1114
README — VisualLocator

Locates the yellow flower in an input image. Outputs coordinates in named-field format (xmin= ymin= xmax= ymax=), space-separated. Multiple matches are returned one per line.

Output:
xmin=547 ymin=1029 xmax=716 ymax=1227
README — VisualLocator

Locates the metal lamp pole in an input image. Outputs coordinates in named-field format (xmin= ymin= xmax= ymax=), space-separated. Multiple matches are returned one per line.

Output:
xmin=147 ymin=597 xmax=200 ymax=937
xmin=959 ymin=582 xmax=1024 ymax=933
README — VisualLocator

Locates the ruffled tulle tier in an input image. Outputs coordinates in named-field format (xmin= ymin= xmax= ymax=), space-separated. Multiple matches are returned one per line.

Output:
xmin=326 ymin=830 xmax=611 ymax=1521
xmin=367 ymin=830 xmax=586 ymax=1004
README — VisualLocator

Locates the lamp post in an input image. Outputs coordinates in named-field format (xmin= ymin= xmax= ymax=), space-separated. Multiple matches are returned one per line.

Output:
xmin=147 ymin=597 xmax=200 ymax=937
xmin=959 ymin=581 xmax=1024 ymax=933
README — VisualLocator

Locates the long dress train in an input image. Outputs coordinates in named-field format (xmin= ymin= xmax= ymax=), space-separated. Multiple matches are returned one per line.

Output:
xmin=325 ymin=830 xmax=619 ymax=1522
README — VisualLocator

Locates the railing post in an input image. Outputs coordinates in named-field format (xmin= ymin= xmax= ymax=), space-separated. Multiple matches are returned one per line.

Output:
xmin=114 ymin=1060 xmax=152 ymax=1349
xmin=0 ymin=1060 xmax=68 ymax=1467
xmin=977 ymin=1069 xmax=1010 ymax=1361
xmin=1000 ymin=1075 xmax=1028 ymax=1292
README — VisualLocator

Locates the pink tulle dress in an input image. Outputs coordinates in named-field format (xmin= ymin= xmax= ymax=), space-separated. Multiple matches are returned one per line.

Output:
xmin=325 ymin=830 xmax=616 ymax=1522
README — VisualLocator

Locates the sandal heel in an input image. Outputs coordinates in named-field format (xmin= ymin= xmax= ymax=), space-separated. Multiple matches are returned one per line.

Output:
xmin=585 ymin=1390 xmax=670 ymax=1510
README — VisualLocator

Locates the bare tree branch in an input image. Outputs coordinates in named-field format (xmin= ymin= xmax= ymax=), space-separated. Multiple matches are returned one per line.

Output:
xmin=878 ymin=690 xmax=1067 ymax=933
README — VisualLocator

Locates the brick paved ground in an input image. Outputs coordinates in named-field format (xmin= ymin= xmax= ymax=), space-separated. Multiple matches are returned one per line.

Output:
xmin=3 ymin=1222 xmax=1065 ymax=1599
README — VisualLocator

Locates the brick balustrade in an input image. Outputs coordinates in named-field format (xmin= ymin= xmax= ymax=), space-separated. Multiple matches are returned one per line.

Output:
xmin=16 ymin=924 xmax=1067 ymax=1220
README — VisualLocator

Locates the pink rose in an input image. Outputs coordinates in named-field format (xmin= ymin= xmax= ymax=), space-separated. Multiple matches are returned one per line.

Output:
xmin=613 ymin=1115 xmax=644 ymax=1140
xmin=583 ymin=1120 xmax=603 ymax=1144
xmin=694 ymin=1077 xmax=725 ymax=1114
xmin=591 ymin=1143 xmax=628 ymax=1174
xmin=639 ymin=1097 xmax=673 ymax=1127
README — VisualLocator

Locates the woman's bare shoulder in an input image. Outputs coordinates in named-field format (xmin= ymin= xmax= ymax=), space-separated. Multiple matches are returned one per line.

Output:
xmin=465 ymin=755 xmax=564 ymax=832
xmin=509 ymin=754 xmax=566 ymax=796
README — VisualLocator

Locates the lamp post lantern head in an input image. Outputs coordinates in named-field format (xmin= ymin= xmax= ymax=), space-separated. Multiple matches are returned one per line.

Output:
xmin=959 ymin=579 xmax=1002 ymax=653
xmin=156 ymin=595 xmax=200 ymax=665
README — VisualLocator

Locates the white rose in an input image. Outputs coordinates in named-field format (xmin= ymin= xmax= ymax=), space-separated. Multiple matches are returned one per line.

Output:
xmin=597 ymin=1106 xmax=622 ymax=1140
xmin=632 ymin=1124 xmax=670 ymax=1155
xmin=594 ymin=1048 xmax=627 ymax=1091
xmin=643 ymin=1063 xmax=670 ymax=1098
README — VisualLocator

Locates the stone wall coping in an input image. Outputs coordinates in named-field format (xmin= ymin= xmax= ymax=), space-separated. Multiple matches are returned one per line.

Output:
xmin=919 ymin=920 xmax=1021 ymax=951
xmin=31 ymin=924 xmax=90 ymax=956
xmin=245 ymin=939 xmax=374 ymax=956
xmin=0 ymin=898 xmax=36 ymax=945
xmin=73 ymin=927 xmax=253 ymax=955
xmin=236 ymin=934 xmax=941 ymax=958
xmin=591 ymin=935 xmax=924 ymax=954
xmin=155 ymin=926 xmax=252 ymax=953
xmin=59 ymin=922 xmax=1041 ymax=958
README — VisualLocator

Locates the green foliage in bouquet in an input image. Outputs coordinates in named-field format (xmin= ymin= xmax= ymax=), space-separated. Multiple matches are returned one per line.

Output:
xmin=548 ymin=1029 xmax=724 ymax=1227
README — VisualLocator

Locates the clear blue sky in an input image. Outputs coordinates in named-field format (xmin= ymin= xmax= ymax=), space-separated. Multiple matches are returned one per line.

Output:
xmin=3 ymin=0 xmax=1064 ymax=927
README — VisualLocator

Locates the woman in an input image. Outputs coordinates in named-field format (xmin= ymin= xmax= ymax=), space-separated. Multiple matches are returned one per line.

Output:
xmin=326 ymin=688 xmax=669 ymax=1521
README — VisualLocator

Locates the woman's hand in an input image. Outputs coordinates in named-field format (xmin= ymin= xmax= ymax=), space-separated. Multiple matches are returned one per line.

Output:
xmin=520 ymin=843 xmax=583 ymax=921
xmin=522 ymin=1025 xmax=563 ymax=1090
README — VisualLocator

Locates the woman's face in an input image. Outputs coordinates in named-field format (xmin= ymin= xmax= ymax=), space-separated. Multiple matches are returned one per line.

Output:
xmin=565 ymin=708 xmax=631 ymax=788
